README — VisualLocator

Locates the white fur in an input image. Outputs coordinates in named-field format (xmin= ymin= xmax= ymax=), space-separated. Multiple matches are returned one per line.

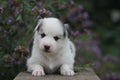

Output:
xmin=27 ymin=18 xmax=76 ymax=76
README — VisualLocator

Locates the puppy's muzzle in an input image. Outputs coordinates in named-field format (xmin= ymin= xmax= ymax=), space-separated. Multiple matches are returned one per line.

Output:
xmin=44 ymin=45 xmax=50 ymax=52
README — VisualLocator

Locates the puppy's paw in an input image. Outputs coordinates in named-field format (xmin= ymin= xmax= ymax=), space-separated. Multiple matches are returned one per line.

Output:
xmin=61 ymin=69 xmax=75 ymax=76
xmin=32 ymin=69 xmax=45 ymax=76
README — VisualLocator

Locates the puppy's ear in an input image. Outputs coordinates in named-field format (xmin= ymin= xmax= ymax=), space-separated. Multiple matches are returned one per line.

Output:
xmin=64 ymin=24 xmax=71 ymax=37
xmin=34 ymin=19 xmax=43 ymax=32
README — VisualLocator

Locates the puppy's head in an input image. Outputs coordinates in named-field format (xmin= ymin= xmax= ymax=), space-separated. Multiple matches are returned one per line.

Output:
xmin=34 ymin=18 xmax=69 ymax=54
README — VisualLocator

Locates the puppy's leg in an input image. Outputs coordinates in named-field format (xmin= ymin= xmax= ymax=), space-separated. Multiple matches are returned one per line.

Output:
xmin=31 ymin=64 xmax=45 ymax=76
xmin=60 ymin=64 xmax=75 ymax=76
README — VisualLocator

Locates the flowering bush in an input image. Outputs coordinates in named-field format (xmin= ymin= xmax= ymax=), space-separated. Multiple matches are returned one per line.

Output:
xmin=0 ymin=0 xmax=120 ymax=80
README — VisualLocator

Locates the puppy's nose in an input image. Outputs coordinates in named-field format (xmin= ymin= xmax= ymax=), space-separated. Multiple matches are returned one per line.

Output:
xmin=44 ymin=45 xmax=50 ymax=50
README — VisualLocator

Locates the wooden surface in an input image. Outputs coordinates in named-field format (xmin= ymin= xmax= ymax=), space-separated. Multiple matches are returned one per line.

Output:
xmin=14 ymin=68 xmax=100 ymax=80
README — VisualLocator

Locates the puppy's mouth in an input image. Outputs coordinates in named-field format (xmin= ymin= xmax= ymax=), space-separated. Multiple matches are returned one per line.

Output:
xmin=44 ymin=49 xmax=51 ymax=53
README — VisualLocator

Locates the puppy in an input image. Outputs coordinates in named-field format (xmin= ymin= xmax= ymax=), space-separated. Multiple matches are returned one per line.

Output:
xmin=27 ymin=17 xmax=76 ymax=76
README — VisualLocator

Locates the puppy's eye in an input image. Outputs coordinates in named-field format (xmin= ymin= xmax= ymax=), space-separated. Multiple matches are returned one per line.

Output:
xmin=54 ymin=36 xmax=60 ymax=41
xmin=41 ymin=33 xmax=46 ymax=38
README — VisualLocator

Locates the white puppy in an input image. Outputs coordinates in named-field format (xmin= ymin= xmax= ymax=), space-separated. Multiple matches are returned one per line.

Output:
xmin=27 ymin=17 xmax=76 ymax=76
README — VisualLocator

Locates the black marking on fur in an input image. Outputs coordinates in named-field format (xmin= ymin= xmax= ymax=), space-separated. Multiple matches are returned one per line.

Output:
xmin=63 ymin=28 xmax=71 ymax=38
xmin=63 ymin=24 xmax=71 ymax=38
xmin=63 ymin=31 xmax=66 ymax=37
xmin=36 ymin=22 xmax=43 ymax=31
xmin=29 ymin=38 xmax=33 ymax=55
xmin=63 ymin=25 xmax=67 ymax=38
xmin=70 ymin=44 xmax=73 ymax=53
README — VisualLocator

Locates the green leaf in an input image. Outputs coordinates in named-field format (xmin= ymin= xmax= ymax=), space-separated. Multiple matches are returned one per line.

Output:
xmin=16 ymin=14 xmax=22 ymax=21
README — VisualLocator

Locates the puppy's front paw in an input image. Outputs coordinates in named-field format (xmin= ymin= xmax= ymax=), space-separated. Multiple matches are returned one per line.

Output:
xmin=61 ymin=69 xmax=75 ymax=76
xmin=32 ymin=69 xmax=45 ymax=76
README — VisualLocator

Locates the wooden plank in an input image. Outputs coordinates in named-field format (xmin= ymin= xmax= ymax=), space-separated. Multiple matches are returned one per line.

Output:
xmin=14 ymin=68 xmax=100 ymax=80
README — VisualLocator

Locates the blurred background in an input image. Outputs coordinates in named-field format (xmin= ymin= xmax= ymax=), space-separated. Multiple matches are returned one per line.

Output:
xmin=0 ymin=0 xmax=120 ymax=80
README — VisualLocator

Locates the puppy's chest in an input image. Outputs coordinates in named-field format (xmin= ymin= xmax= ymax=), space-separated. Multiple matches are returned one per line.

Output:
xmin=43 ymin=57 xmax=61 ymax=71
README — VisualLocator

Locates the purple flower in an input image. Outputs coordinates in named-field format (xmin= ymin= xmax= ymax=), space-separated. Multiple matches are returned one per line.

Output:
xmin=82 ymin=21 xmax=92 ymax=27
xmin=71 ymin=31 xmax=79 ymax=36
xmin=8 ymin=18 xmax=12 ymax=23
xmin=32 ymin=6 xmax=38 ymax=11
xmin=6 ymin=17 xmax=14 ymax=24
xmin=104 ymin=73 xmax=112 ymax=80
xmin=67 ymin=13 xmax=76 ymax=22
xmin=119 ymin=74 xmax=120 ymax=79
xmin=77 ymin=13 xmax=82 ymax=18
xmin=91 ymin=45 xmax=102 ymax=59
xmin=38 ymin=9 xmax=43 ymax=14
xmin=78 ymin=5 xmax=83 ymax=13
xmin=38 ymin=9 xmax=52 ymax=17
xmin=15 ymin=8 xmax=20 ymax=16
xmin=16 ymin=60 xmax=22 ymax=65
xmin=37 ymin=1 xmax=42 ymax=7
xmin=104 ymin=72 xmax=120 ymax=80
xmin=11 ymin=59 xmax=16 ymax=64
xmin=102 ymin=56 xmax=108 ymax=62
xmin=111 ymin=72 xmax=118 ymax=80
xmin=79 ymin=57 xmax=85 ymax=63
xmin=74 ymin=39 xmax=84 ymax=50
xmin=102 ymin=55 xmax=120 ymax=62
xmin=82 ymin=12 xmax=89 ymax=20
